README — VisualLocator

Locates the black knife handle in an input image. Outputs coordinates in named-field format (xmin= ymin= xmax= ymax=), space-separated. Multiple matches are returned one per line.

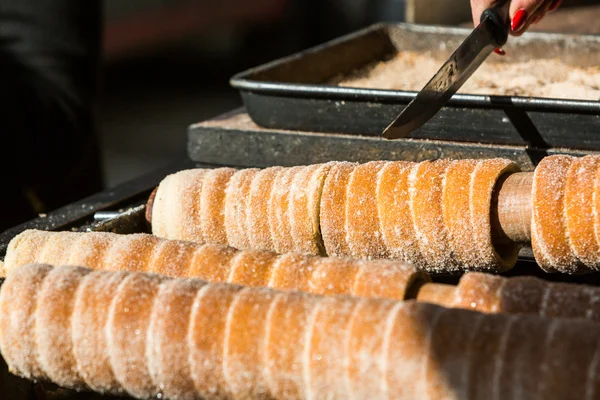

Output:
xmin=481 ymin=0 xmax=511 ymax=47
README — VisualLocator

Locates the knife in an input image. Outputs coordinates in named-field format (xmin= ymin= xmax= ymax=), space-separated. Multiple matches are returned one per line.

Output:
xmin=382 ymin=1 xmax=511 ymax=139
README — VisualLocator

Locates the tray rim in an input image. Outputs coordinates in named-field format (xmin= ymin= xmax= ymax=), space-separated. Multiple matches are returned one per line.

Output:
xmin=230 ymin=22 xmax=600 ymax=113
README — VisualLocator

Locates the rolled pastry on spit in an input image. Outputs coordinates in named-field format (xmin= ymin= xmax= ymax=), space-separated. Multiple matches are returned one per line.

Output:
xmin=418 ymin=271 xmax=600 ymax=323
xmin=532 ymin=155 xmax=600 ymax=273
xmin=288 ymin=163 xmax=334 ymax=256
xmin=4 ymin=229 xmax=429 ymax=301
xmin=150 ymin=158 xmax=520 ymax=272
xmin=378 ymin=158 xmax=520 ymax=272
xmin=3 ymin=265 xmax=600 ymax=400
xmin=151 ymin=169 xmax=208 ymax=243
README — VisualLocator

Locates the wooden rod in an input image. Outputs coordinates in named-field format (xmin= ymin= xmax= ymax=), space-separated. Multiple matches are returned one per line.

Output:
xmin=491 ymin=172 xmax=533 ymax=244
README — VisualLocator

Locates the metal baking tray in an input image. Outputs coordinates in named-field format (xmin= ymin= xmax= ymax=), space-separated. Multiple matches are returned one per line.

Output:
xmin=231 ymin=23 xmax=600 ymax=153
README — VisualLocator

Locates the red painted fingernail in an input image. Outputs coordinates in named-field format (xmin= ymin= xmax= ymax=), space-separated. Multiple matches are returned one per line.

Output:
xmin=494 ymin=48 xmax=506 ymax=56
xmin=549 ymin=0 xmax=562 ymax=12
xmin=511 ymin=9 xmax=528 ymax=32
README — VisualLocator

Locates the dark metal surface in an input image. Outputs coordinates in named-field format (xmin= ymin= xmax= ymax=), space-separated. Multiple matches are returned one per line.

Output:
xmin=231 ymin=23 xmax=600 ymax=151
xmin=188 ymin=109 xmax=595 ymax=170
xmin=0 ymin=160 xmax=195 ymax=258
xmin=383 ymin=3 xmax=510 ymax=139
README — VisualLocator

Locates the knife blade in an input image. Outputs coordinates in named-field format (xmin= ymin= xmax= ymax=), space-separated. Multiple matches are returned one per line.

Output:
xmin=382 ymin=1 xmax=511 ymax=140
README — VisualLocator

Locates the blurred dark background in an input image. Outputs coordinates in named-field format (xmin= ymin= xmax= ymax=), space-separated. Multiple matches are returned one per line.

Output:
xmin=101 ymin=0 xmax=409 ymax=187
xmin=100 ymin=0 xmax=600 ymax=187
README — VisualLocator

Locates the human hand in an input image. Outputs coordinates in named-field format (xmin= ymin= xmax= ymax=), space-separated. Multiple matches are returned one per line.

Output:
xmin=471 ymin=0 xmax=562 ymax=36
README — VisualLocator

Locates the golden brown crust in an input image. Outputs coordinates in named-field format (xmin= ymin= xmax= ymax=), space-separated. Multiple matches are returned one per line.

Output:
xmin=4 ymin=267 xmax=600 ymax=399
xmin=353 ymin=259 xmax=430 ymax=301
xmin=269 ymin=166 xmax=305 ymax=254
xmin=188 ymin=243 xmax=239 ymax=282
xmin=320 ymin=162 xmax=358 ymax=257
xmin=423 ymin=307 xmax=476 ymax=399
xmin=454 ymin=272 xmax=600 ymax=324
xmin=307 ymin=297 xmax=357 ymax=399
xmin=107 ymin=273 xmax=169 ymax=398
xmin=346 ymin=161 xmax=389 ymax=259
xmin=532 ymin=155 xmax=577 ymax=272
xmin=410 ymin=160 xmax=454 ymax=272
xmin=264 ymin=292 xmax=318 ymax=399
xmin=346 ymin=299 xmax=397 ymax=399
xmin=147 ymin=279 xmax=207 ymax=399
xmin=442 ymin=160 xmax=479 ymax=267
xmin=200 ymin=168 xmax=236 ymax=245
xmin=102 ymin=234 xmax=162 ymax=272
xmin=5 ymin=229 xmax=51 ymax=268
xmin=72 ymin=270 xmax=128 ymax=393
xmin=152 ymin=169 xmax=208 ymax=242
xmin=267 ymin=252 xmax=318 ymax=293
xmin=144 ymin=239 xmax=197 ymax=277
xmin=386 ymin=302 xmax=440 ymax=398
xmin=565 ymin=156 xmax=600 ymax=269
xmin=35 ymin=266 xmax=91 ymax=389
xmin=224 ymin=168 xmax=260 ymax=250
xmin=227 ymin=249 xmax=278 ymax=287
xmin=452 ymin=272 xmax=505 ymax=313
xmin=246 ymin=167 xmax=282 ymax=251
xmin=289 ymin=163 xmax=334 ymax=256
xmin=223 ymin=288 xmax=275 ymax=398
xmin=307 ymin=257 xmax=360 ymax=296
xmin=470 ymin=159 xmax=522 ymax=271
xmin=377 ymin=161 xmax=422 ymax=265
xmin=188 ymin=283 xmax=241 ymax=398
xmin=0 ymin=264 xmax=53 ymax=380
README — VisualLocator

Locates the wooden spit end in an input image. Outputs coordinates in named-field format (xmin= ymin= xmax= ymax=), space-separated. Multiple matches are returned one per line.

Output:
xmin=146 ymin=187 xmax=158 ymax=225
xmin=491 ymin=172 xmax=533 ymax=244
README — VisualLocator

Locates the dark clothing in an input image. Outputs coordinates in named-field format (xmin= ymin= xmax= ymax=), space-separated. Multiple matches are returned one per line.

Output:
xmin=0 ymin=0 xmax=102 ymax=231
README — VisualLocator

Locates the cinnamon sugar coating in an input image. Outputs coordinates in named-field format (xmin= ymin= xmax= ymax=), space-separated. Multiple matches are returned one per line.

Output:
xmin=150 ymin=158 xmax=519 ymax=272
xmin=4 ymin=265 xmax=600 ymax=400
xmin=532 ymin=155 xmax=600 ymax=273
xmin=5 ymin=229 xmax=426 ymax=301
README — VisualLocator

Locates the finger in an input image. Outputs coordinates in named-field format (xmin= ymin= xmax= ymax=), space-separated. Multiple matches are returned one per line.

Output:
xmin=511 ymin=0 xmax=551 ymax=36
xmin=509 ymin=0 xmax=546 ymax=34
